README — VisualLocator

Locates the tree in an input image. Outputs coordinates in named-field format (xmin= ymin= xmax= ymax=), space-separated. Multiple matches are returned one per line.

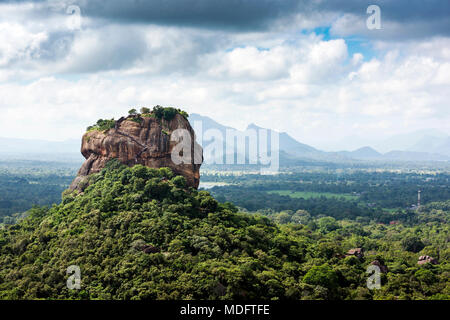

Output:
xmin=317 ymin=217 xmax=339 ymax=233
xmin=163 ymin=108 xmax=178 ymax=121
xmin=128 ymin=108 xmax=138 ymax=116
xmin=415 ymin=268 xmax=436 ymax=285
xmin=275 ymin=211 xmax=291 ymax=224
xmin=401 ymin=235 xmax=425 ymax=253
xmin=178 ymin=109 xmax=189 ymax=119
xmin=171 ymin=176 xmax=186 ymax=188
xmin=303 ymin=264 xmax=338 ymax=289
xmin=153 ymin=105 xmax=164 ymax=118
xmin=152 ymin=106 xmax=181 ymax=121
xmin=140 ymin=107 xmax=151 ymax=114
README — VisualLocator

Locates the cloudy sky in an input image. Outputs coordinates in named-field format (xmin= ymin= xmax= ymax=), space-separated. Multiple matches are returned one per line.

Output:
xmin=0 ymin=0 xmax=449 ymax=151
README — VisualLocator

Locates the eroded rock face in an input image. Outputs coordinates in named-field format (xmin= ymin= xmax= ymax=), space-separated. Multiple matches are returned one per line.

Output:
xmin=70 ymin=113 xmax=202 ymax=190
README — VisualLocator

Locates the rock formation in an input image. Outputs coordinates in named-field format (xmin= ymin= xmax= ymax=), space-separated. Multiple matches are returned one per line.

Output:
xmin=417 ymin=255 xmax=438 ymax=265
xmin=70 ymin=112 xmax=202 ymax=191
xmin=345 ymin=248 xmax=364 ymax=259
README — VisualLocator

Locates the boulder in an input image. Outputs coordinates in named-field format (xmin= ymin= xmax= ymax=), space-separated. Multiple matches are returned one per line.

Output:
xmin=345 ymin=248 xmax=364 ymax=259
xmin=417 ymin=255 xmax=438 ymax=265
xmin=142 ymin=245 xmax=160 ymax=254
xmin=70 ymin=113 xmax=202 ymax=190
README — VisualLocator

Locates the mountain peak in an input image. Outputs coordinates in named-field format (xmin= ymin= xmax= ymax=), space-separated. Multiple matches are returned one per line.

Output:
xmin=246 ymin=123 xmax=262 ymax=130
xmin=353 ymin=146 xmax=381 ymax=155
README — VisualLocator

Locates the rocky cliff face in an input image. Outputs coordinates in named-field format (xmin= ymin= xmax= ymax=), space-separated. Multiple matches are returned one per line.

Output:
xmin=70 ymin=113 xmax=202 ymax=190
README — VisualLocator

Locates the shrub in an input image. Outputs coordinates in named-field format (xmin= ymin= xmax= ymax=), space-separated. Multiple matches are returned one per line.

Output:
xmin=162 ymin=108 xmax=178 ymax=121
xmin=152 ymin=105 xmax=188 ymax=121
xmin=86 ymin=119 xmax=116 ymax=132
xmin=303 ymin=264 xmax=339 ymax=289
xmin=415 ymin=268 xmax=437 ymax=285
xmin=140 ymin=107 xmax=151 ymax=114
xmin=171 ymin=176 xmax=187 ymax=188
xmin=401 ymin=235 xmax=425 ymax=253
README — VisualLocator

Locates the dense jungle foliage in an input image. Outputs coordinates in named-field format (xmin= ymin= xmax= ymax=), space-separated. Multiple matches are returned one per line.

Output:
xmin=0 ymin=160 xmax=448 ymax=300
xmin=204 ymin=170 xmax=450 ymax=210
xmin=0 ymin=161 xmax=77 ymax=223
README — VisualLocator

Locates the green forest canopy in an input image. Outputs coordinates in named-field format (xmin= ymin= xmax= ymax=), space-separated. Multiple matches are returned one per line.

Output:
xmin=0 ymin=160 xmax=448 ymax=300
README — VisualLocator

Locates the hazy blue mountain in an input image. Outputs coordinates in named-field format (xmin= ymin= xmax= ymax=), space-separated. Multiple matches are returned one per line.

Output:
xmin=248 ymin=122 xmax=323 ymax=157
xmin=189 ymin=114 xmax=450 ymax=164
xmin=436 ymin=137 xmax=450 ymax=157
xmin=189 ymin=114 xmax=323 ymax=160
xmin=189 ymin=114 xmax=449 ymax=163
xmin=382 ymin=150 xmax=449 ymax=162
xmin=408 ymin=135 xmax=450 ymax=157
xmin=374 ymin=129 xmax=449 ymax=153
xmin=189 ymin=113 xmax=233 ymax=141
xmin=280 ymin=131 xmax=321 ymax=157
xmin=1 ymin=115 xmax=448 ymax=164
xmin=338 ymin=146 xmax=382 ymax=160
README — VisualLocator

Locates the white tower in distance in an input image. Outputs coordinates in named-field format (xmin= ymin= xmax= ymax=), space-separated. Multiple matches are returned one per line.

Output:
xmin=417 ymin=190 xmax=421 ymax=208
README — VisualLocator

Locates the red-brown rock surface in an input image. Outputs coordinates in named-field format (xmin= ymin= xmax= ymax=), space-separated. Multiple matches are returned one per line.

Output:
xmin=70 ymin=113 xmax=202 ymax=190
xmin=345 ymin=248 xmax=364 ymax=259
xmin=417 ymin=255 xmax=438 ymax=265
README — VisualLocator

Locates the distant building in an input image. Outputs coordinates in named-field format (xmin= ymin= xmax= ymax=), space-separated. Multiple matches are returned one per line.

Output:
xmin=417 ymin=190 xmax=421 ymax=208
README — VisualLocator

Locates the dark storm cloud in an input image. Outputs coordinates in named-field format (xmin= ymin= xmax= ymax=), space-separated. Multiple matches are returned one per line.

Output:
xmin=2 ymin=0 xmax=449 ymax=38
xmin=81 ymin=0 xmax=306 ymax=30
xmin=0 ymin=0 xmax=309 ymax=30
xmin=323 ymin=0 xmax=450 ymax=24
xmin=321 ymin=0 xmax=450 ymax=39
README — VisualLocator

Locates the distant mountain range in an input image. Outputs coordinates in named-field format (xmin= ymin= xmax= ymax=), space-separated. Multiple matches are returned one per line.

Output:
xmin=189 ymin=114 xmax=450 ymax=163
xmin=0 ymin=115 xmax=448 ymax=163
xmin=334 ymin=147 xmax=448 ymax=162
xmin=332 ymin=128 xmax=450 ymax=156
xmin=189 ymin=113 xmax=325 ymax=158
xmin=407 ymin=135 xmax=450 ymax=157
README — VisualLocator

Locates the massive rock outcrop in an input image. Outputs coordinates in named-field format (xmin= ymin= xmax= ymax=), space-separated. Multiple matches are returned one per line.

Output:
xmin=70 ymin=112 xmax=202 ymax=191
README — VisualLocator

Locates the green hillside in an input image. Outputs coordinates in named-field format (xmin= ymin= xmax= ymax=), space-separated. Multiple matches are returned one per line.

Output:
xmin=0 ymin=160 xmax=448 ymax=300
